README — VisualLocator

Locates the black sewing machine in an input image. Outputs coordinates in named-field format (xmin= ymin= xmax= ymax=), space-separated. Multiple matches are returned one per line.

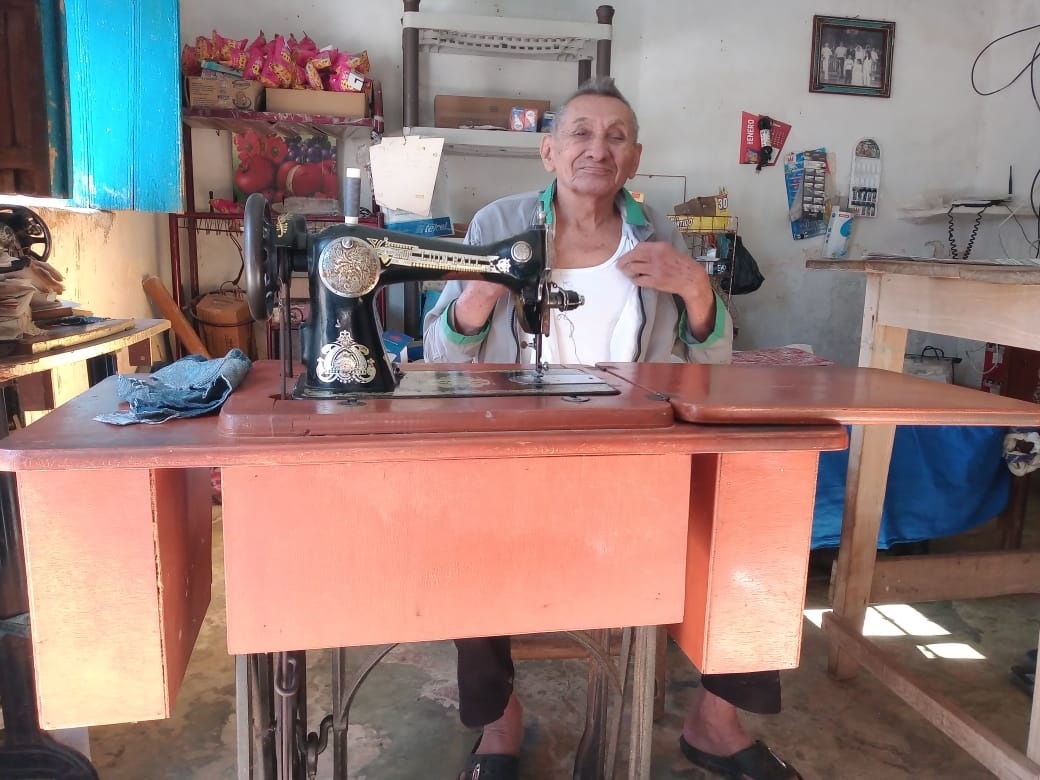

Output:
xmin=242 ymin=193 xmax=617 ymax=399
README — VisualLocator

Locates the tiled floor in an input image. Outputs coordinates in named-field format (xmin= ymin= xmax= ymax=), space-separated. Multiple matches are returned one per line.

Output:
xmin=70 ymin=482 xmax=1040 ymax=778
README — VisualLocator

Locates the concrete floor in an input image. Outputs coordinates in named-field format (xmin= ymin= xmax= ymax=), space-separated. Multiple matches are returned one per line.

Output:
xmin=82 ymin=483 xmax=1039 ymax=780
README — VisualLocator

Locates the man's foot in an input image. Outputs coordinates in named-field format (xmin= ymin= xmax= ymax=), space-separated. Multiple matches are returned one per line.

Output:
xmin=472 ymin=691 xmax=523 ymax=756
xmin=458 ymin=693 xmax=523 ymax=780
xmin=679 ymin=687 xmax=800 ymax=779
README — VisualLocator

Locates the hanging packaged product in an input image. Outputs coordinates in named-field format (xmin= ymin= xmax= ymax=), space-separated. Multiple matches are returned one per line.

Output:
xmin=824 ymin=210 xmax=853 ymax=258
xmin=848 ymin=138 xmax=882 ymax=217
xmin=784 ymin=149 xmax=830 ymax=240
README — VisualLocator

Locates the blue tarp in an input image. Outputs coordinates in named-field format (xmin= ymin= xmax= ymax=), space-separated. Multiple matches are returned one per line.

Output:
xmin=812 ymin=425 xmax=1010 ymax=549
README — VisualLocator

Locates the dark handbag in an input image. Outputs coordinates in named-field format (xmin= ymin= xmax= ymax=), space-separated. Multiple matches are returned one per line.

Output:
xmin=722 ymin=235 xmax=765 ymax=295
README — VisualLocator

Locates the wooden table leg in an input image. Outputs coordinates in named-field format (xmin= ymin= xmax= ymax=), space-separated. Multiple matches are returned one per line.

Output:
xmin=828 ymin=288 xmax=909 ymax=680
xmin=0 ymin=394 xmax=98 ymax=779
xmin=828 ymin=422 xmax=897 ymax=679
xmin=628 ymin=625 xmax=656 ymax=780
xmin=235 ymin=655 xmax=252 ymax=780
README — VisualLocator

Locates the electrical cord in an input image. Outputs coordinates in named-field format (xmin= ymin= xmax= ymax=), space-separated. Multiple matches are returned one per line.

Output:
xmin=1031 ymin=166 xmax=1040 ymax=258
xmin=971 ymin=24 xmax=1040 ymax=258
xmin=997 ymin=203 xmax=1040 ymax=258
xmin=970 ymin=23 xmax=1040 ymax=109
xmin=946 ymin=205 xmax=986 ymax=259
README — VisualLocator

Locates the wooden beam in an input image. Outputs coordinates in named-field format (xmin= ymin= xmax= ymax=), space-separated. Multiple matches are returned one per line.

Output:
xmin=824 ymin=613 xmax=1040 ymax=780
xmin=867 ymin=552 xmax=1040 ymax=603
xmin=876 ymin=274 xmax=1040 ymax=353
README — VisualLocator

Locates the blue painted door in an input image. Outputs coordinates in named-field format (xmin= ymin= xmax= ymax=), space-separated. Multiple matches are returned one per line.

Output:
xmin=64 ymin=0 xmax=182 ymax=211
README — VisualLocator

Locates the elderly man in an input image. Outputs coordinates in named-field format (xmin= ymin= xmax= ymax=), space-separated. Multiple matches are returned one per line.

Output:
xmin=424 ymin=77 xmax=801 ymax=780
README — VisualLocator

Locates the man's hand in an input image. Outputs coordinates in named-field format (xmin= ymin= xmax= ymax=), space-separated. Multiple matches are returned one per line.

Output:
xmin=451 ymin=281 xmax=509 ymax=335
xmin=617 ymin=242 xmax=717 ymax=340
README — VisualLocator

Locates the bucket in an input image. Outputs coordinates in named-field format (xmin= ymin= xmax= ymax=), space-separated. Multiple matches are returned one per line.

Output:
xmin=192 ymin=293 xmax=256 ymax=359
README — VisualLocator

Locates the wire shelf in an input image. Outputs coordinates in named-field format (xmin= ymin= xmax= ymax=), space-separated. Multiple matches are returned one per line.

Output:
xmin=418 ymin=29 xmax=594 ymax=60
xmin=182 ymin=108 xmax=380 ymax=141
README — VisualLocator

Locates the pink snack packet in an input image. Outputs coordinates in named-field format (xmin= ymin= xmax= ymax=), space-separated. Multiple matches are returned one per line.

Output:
xmin=268 ymin=34 xmax=294 ymax=87
xmin=305 ymin=61 xmax=325 ymax=90
xmin=341 ymin=50 xmax=370 ymax=74
xmin=310 ymin=47 xmax=334 ymax=71
xmin=195 ymin=35 xmax=214 ymax=62
xmin=243 ymin=47 xmax=265 ymax=80
xmin=227 ymin=44 xmax=248 ymax=71
xmin=259 ymin=57 xmax=285 ymax=88
xmin=327 ymin=57 xmax=366 ymax=92
xmin=247 ymin=31 xmax=267 ymax=52
xmin=181 ymin=44 xmax=201 ymax=77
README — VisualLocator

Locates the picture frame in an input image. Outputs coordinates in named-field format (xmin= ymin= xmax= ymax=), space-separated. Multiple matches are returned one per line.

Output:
xmin=810 ymin=15 xmax=895 ymax=98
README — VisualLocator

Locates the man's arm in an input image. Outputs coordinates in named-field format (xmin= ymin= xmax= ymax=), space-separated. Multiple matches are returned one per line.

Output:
xmin=421 ymin=218 xmax=510 ymax=363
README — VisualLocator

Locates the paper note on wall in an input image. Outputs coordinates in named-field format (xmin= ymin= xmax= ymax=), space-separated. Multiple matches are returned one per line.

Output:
xmin=369 ymin=136 xmax=444 ymax=217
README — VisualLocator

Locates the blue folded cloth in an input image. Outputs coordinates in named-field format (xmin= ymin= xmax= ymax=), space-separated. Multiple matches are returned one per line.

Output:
xmin=94 ymin=348 xmax=252 ymax=425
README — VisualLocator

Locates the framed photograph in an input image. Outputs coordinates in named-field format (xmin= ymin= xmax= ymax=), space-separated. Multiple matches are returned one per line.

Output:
xmin=810 ymin=16 xmax=895 ymax=98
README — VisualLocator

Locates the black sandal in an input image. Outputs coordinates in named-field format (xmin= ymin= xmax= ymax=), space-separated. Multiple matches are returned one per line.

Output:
xmin=458 ymin=735 xmax=519 ymax=780
xmin=1009 ymin=648 xmax=1036 ymax=697
xmin=679 ymin=735 xmax=803 ymax=780
xmin=458 ymin=753 xmax=519 ymax=780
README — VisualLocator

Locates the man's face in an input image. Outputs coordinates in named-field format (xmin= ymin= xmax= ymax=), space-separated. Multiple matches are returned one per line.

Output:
xmin=540 ymin=95 xmax=642 ymax=199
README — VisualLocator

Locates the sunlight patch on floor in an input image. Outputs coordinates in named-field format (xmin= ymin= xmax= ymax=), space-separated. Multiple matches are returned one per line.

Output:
xmin=916 ymin=643 xmax=986 ymax=660
xmin=874 ymin=604 xmax=950 ymax=637
xmin=803 ymin=603 xmax=987 ymax=660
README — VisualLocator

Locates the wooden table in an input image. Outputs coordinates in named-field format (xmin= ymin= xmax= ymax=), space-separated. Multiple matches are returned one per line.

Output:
xmin=0 ymin=318 xmax=170 ymax=425
xmin=808 ymin=257 xmax=1040 ymax=780
xmin=0 ymin=318 xmax=168 ymax=779
xmin=0 ymin=361 xmax=847 ymax=779
xmin=3 ymin=357 xmax=1038 ymax=778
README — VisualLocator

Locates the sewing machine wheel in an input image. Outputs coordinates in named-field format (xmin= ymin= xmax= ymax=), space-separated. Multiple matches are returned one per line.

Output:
xmin=0 ymin=205 xmax=51 ymax=263
xmin=242 ymin=193 xmax=278 ymax=321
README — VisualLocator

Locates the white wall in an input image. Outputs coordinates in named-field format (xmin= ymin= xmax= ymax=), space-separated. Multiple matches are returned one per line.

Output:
xmin=179 ymin=0 xmax=1040 ymax=382
xmin=30 ymin=209 xmax=168 ymax=320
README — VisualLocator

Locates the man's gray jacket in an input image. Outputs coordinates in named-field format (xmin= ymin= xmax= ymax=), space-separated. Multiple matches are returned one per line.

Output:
xmin=422 ymin=184 xmax=734 ymax=366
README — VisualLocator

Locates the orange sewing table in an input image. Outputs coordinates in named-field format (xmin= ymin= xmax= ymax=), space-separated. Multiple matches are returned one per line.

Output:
xmin=1 ymin=359 xmax=1037 ymax=778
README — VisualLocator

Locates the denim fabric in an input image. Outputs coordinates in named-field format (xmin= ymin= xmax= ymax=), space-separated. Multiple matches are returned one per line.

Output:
xmin=94 ymin=348 xmax=252 ymax=425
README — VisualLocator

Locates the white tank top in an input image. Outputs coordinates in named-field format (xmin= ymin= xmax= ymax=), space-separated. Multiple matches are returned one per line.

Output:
xmin=529 ymin=223 xmax=640 ymax=365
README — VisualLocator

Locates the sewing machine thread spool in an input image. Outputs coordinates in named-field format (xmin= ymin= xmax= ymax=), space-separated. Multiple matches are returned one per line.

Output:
xmin=342 ymin=167 xmax=362 ymax=225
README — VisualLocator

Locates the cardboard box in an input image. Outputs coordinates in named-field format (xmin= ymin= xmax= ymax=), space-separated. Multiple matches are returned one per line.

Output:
xmin=381 ymin=329 xmax=414 ymax=363
xmin=666 ymin=214 xmax=738 ymax=233
xmin=194 ymin=294 xmax=255 ymax=359
xmin=265 ymin=88 xmax=368 ymax=118
xmin=434 ymin=95 xmax=550 ymax=130
xmin=186 ymin=77 xmax=264 ymax=111
xmin=385 ymin=216 xmax=455 ymax=237
xmin=673 ymin=196 xmax=720 ymax=217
